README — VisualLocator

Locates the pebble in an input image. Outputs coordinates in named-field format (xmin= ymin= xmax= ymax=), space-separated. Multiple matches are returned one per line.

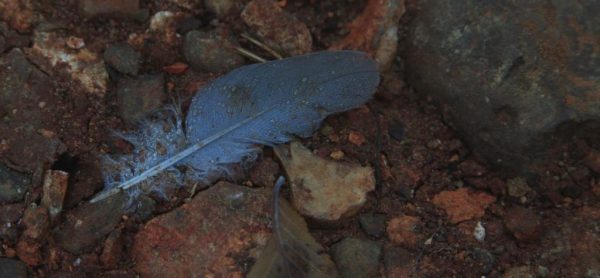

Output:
xmin=183 ymin=29 xmax=244 ymax=73
xmin=468 ymin=248 xmax=495 ymax=275
xmin=162 ymin=62 xmax=188 ymax=74
xmin=41 ymin=170 xmax=69 ymax=220
xmin=0 ymin=258 xmax=27 ymax=278
xmin=275 ymin=142 xmax=375 ymax=222
xmin=432 ymin=188 xmax=496 ymax=224
xmin=100 ymin=229 xmax=123 ymax=268
xmin=132 ymin=182 xmax=273 ymax=277
xmin=248 ymin=157 xmax=280 ymax=187
xmin=383 ymin=246 xmax=414 ymax=277
xmin=204 ymin=0 xmax=241 ymax=19
xmin=359 ymin=213 xmax=387 ymax=238
xmin=116 ymin=74 xmax=165 ymax=123
xmin=507 ymin=177 xmax=531 ymax=198
xmin=54 ymin=192 xmax=127 ymax=254
xmin=348 ymin=131 xmax=366 ymax=146
xmin=241 ymin=0 xmax=312 ymax=56
xmin=103 ymin=44 xmax=141 ymax=75
xmin=16 ymin=204 xmax=49 ymax=266
xmin=79 ymin=0 xmax=141 ymax=19
xmin=386 ymin=215 xmax=421 ymax=249
xmin=473 ymin=221 xmax=486 ymax=242
xmin=329 ymin=150 xmax=345 ymax=160
xmin=0 ymin=164 xmax=31 ymax=203
xmin=32 ymin=31 xmax=108 ymax=96
xmin=503 ymin=266 xmax=535 ymax=278
xmin=330 ymin=0 xmax=405 ymax=71
xmin=330 ymin=237 xmax=382 ymax=278
xmin=504 ymin=206 xmax=543 ymax=242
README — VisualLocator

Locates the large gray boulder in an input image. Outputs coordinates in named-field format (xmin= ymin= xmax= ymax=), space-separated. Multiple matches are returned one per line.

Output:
xmin=405 ymin=0 xmax=599 ymax=171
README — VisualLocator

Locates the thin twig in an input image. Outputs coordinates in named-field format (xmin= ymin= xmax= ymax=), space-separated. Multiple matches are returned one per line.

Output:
xmin=242 ymin=33 xmax=283 ymax=60
xmin=236 ymin=47 xmax=268 ymax=63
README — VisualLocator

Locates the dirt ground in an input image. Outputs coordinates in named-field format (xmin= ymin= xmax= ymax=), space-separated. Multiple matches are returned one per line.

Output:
xmin=0 ymin=0 xmax=599 ymax=277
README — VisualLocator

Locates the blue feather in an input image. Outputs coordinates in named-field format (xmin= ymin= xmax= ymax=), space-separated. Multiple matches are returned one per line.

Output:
xmin=90 ymin=50 xmax=380 ymax=203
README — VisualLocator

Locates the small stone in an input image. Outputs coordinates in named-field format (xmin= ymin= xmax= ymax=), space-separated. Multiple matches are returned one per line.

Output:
xmin=458 ymin=160 xmax=487 ymax=177
xmin=241 ymin=0 xmax=312 ymax=56
xmin=504 ymin=206 xmax=543 ymax=242
xmin=468 ymin=248 xmax=495 ymax=275
xmin=117 ymin=74 xmax=165 ymax=123
xmin=348 ymin=131 xmax=366 ymax=146
xmin=79 ymin=0 xmax=140 ymax=18
xmin=41 ymin=170 xmax=69 ymax=219
xmin=103 ymin=44 xmax=141 ymax=75
xmin=507 ymin=177 xmax=531 ymax=198
xmin=204 ymin=0 xmax=241 ymax=19
xmin=503 ymin=266 xmax=535 ymax=278
xmin=330 ymin=0 xmax=405 ymax=70
xmin=31 ymin=31 xmax=108 ymax=96
xmin=133 ymin=182 xmax=273 ymax=277
xmin=383 ymin=246 xmax=415 ymax=277
xmin=359 ymin=213 xmax=386 ymax=238
xmin=21 ymin=204 xmax=50 ymax=241
xmin=162 ymin=62 xmax=188 ymax=74
xmin=54 ymin=192 xmax=127 ymax=254
xmin=100 ymin=229 xmax=123 ymax=268
xmin=66 ymin=36 xmax=85 ymax=49
xmin=432 ymin=188 xmax=496 ymax=224
xmin=386 ymin=215 xmax=421 ymax=249
xmin=0 ymin=258 xmax=27 ymax=278
xmin=275 ymin=142 xmax=375 ymax=222
xmin=330 ymin=237 xmax=382 ymax=278
xmin=183 ymin=29 xmax=244 ymax=73
xmin=248 ymin=157 xmax=280 ymax=187
xmin=0 ymin=203 xmax=24 ymax=223
xmin=133 ymin=196 xmax=155 ymax=221
xmin=0 ymin=165 xmax=31 ymax=203
xmin=15 ymin=239 xmax=40 ymax=266
xmin=330 ymin=150 xmax=345 ymax=160
xmin=584 ymin=148 xmax=600 ymax=174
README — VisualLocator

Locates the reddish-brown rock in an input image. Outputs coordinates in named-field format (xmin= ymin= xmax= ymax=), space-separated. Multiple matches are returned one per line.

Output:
xmin=241 ymin=0 xmax=312 ymax=56
xmin=432 ymin=188 xmax=496 ymax=224
xmin=504 ymin=207 xmax=543 ymax=242
xmin=132 ymin=182 xmax=273 ymax=277
xmin=387 ymin=215 xmax=421 ymax=249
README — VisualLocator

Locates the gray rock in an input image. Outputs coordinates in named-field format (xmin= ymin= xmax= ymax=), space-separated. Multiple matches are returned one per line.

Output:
xmin=183 ymin=29 xmax=244 ymax=73
xmin=0 ymin=165 xmax=31 ymax=203
xmin=469 ymin=248 xmax=495 ymax=275
xmin=54 ymin=192 xmax=126 ymax=254
xmin=0 ymin=258 xmax=27 ymax=278
xmin=79 ymin=0 xmax=141 ymax=19
xmin=103 ymin=44 xmax=141 ymax=75
xmin=117 ymin=74 xmax=165 ymax=123
xmin=331 ymin=237 xmax=382 ymax=278
xmin=359 ymin=213 xmax=386 ymax=238
xmin=204 ymin=0 xmax=241 ymax=19
xmin=405 ymin=0 xmax=600 ymax=172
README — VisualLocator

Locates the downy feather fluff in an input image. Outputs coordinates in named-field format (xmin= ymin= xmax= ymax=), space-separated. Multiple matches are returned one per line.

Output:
xmin=91 ymin=50 xmax=380 ymax=203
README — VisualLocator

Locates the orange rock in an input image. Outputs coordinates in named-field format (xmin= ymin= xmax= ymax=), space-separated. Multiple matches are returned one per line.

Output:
xmin=348 ymin=131 xmax=366 ymax=146
xmin=386 ymin=215 xmax=421 ymax=249
xmin=432 ymin=188 xmax=496 ymax=224
xmin=163 ymin=62 xmax=189 ymax=74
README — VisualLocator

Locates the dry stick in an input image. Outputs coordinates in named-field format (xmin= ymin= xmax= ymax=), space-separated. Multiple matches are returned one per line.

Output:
xmin=236 ymin=47 xmax=268 ymax=63
xmin=241 ymin=33 xmax=283 ymax=60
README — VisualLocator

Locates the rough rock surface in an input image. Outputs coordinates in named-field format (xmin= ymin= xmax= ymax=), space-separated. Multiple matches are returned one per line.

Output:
xmin=241 ymin=0 xmax=312 ymax=56
xmin=331 ymin=237 xmax=382 ymax=278
xmin=276 ymin=142 xmax=375 ymax=222
xmin=132 ymin=182 xmax=273 ymax=277
xmin=0 ymin=165 xmax=31 ymax=203
xmin=405 ymin=0 xmax=600 ymax=172
xmin=54 ymin=192 xmax=126 ymax=254
xmin=432 ymin=188 xmax=496 ymax=224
